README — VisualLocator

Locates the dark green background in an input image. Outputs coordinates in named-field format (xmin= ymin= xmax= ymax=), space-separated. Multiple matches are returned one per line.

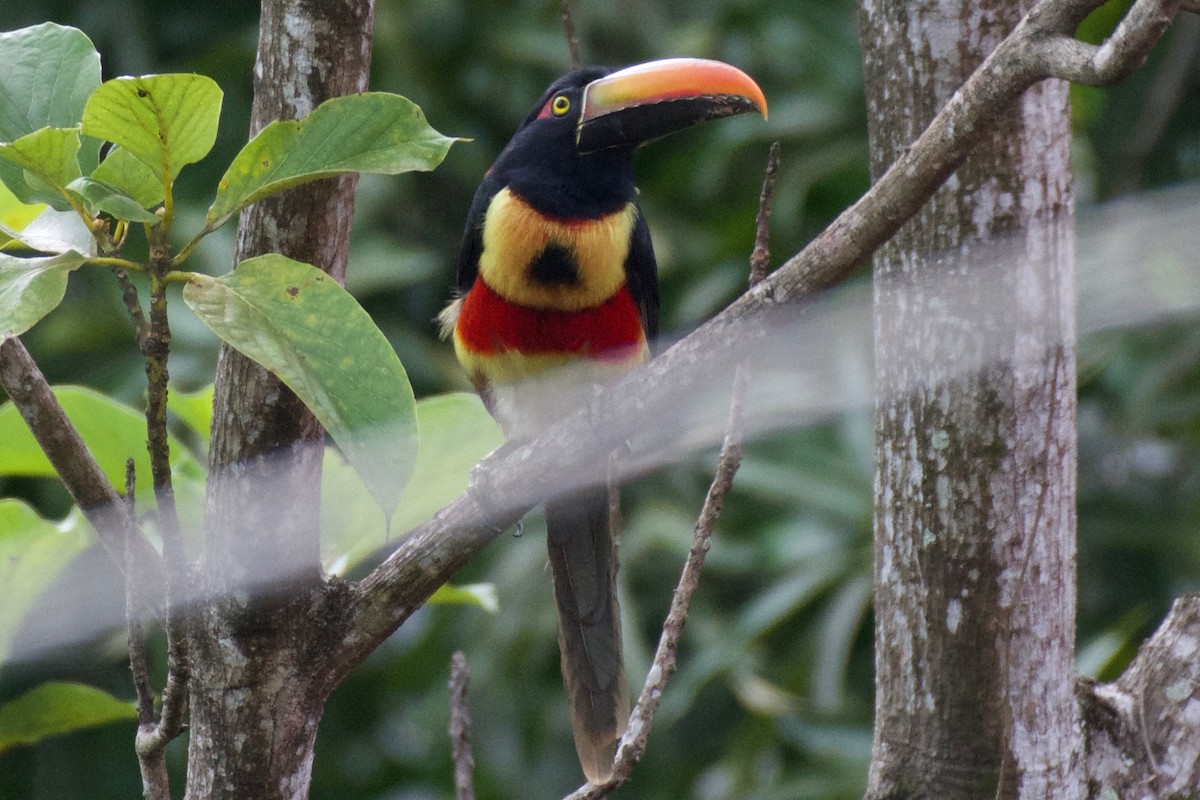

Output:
xmin=1 ymin=1 xmax=1199 ymax=798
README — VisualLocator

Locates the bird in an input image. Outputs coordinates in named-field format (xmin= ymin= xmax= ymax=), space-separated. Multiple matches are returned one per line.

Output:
xmin=440 ymin=58 xmax=766 ymax=783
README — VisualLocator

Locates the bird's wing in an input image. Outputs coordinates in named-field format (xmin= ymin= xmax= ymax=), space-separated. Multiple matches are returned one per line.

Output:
xmin=623 ymin=205 xmax=660 ymax=342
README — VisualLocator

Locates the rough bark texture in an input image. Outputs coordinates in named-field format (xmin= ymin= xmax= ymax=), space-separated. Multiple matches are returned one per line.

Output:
xmin=186 ymin=1 xmax=374 ymax=798
xmin=1078 ymin=594 xmax=1200 ymax=799
xmin=861 ymin=2 xmax=1079 ymax=798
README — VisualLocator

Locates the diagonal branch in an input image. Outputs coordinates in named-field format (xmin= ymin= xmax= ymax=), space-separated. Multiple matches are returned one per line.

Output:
xmin=0 ymin=335 xmax=165 ymax=608
xmin=331 ymin=0 xmax=1185 ymax=682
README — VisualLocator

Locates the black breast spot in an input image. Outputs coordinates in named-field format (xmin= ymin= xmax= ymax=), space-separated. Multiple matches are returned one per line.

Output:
xmin=528 ymin=244 xmax=580 ymax=287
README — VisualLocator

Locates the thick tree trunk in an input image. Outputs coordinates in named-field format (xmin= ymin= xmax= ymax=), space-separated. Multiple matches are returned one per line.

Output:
xmin=185 ymin=1 xmax=375 ymax=798
xmin=861 ymin=2 xmax=1079 ymax=798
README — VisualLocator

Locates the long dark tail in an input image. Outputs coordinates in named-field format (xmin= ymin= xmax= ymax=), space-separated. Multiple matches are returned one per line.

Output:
xmin=545 ymin=483 xmax=628 ymax=784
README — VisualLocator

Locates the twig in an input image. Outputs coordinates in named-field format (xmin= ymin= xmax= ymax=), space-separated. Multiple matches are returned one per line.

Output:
xmin=749 ymin=142 xmax=781 ymax=285
xmin=123 ymin=458 xmax=171 ymax=800
xmin=125 ymin=460 xmax=156 ymax=726
xmin=133 ymin=246 xmax=190 ymax=762
xmin=561 ymin=0 xmax=582 ymax=70
xmin=448 ymin=651 xmax=476 ymax=800
xmin=563 ymin=144 xmax=778 ymax=799
xmin=113 ymin=268 xmax=149 ymax=349
xmin=0 ymin=336 xmax=165 ymax=605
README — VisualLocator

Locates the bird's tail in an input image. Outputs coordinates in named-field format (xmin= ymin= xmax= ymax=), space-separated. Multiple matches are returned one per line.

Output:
xmin=545 ymin=484 xmax=629 ymax=784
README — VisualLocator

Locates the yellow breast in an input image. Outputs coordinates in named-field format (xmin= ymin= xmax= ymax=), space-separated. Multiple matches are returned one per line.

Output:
xmin=477 ymin=188 xmax=638 ymax=311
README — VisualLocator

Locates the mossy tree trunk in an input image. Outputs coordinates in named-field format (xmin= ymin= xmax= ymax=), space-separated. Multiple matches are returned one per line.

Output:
xmin=184 ymin=1 xmax=375 ymax=797
xmin=861 ymin=2 xmax=1080 ymax=797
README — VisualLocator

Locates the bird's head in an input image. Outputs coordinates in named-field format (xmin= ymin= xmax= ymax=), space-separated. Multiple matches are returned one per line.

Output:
xmin=491 ymin=58 xmax=767 ymax=215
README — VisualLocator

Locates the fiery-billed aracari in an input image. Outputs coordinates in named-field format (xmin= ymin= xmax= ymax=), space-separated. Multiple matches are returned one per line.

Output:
xmin=440 ymin=58 xmax=766 ymax=782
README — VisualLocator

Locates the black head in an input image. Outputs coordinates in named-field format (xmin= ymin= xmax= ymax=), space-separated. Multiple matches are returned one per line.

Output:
xmin=488 ymin=59 xmax=768 ymax=218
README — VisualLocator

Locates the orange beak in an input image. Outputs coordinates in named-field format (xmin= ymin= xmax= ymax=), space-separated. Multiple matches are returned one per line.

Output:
xmin=576 ymin=58 xmax=768 ymax=153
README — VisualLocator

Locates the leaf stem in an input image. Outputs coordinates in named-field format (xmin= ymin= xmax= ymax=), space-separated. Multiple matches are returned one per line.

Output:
xmin=87 ymin=256 xmax=147 ymax=273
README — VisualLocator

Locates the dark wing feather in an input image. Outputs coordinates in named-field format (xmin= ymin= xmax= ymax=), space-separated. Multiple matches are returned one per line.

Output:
xmin=456 ymin=171 xmax=504 ymax=293
xmin=623 ymin=205 xmax=660 ymax=342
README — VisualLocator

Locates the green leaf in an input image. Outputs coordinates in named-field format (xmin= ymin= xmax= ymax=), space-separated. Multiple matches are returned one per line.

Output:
xmin=0 ymin=24 xmax=101 ymax=206
xmin=0 ymin=250 xmax=88 ymax=335
xmin=0 ymin=385 xmax=205 ymax=504
xmin=428 ymin=582 xmax=499 ymax=613
xmin=0 ymin=682 xmax=135 ymax=753
xmin=168 ymin=383 xmax=214 ymax=441
xmin=0 ymin=206 xmax=95 ymax=256
xmin=0 ymin=181 xmax=44 ymax=234
xmin=321 ymin=393 xmax=502 ymax=572
xmin=393 ymin=393 xmax=503 ymax=534
xmin=81 ymin=74 xmax=223 ymax=184
xmin=183 ymin=255 xmax=417 ymax=518
xmin=90 ymin=145 xmax=164 ymax=209
xmin=66 ymin=177 xmax=161 ymax=223
xmin=206 ymin=93 xmax=458 ymax=231
xmin=0 ymin=128 xmax=84 ymax=210
xmin=0 ymin=501 xmax=91 ymax=665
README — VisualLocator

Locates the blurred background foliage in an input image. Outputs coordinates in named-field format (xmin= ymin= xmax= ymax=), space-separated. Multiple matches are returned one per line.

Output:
xmin=0 ymin=0 xmax=1198 ymax=798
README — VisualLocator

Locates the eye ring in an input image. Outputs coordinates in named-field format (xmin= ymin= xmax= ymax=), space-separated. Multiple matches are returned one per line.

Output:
xmin=551 ymin=94 xmax=571 ymax=116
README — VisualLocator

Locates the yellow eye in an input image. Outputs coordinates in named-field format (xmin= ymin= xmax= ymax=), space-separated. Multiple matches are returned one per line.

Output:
xmin=551 ymin=94 xmax=571 ymax=116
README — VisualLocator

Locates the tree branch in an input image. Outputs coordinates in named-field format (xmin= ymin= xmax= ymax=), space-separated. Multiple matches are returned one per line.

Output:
xmin=563 ymin=143 xmax=779 ymax=800
xmin=0 ymin=335 xmax=165 ymax=607
xmin=333 ymin=0 xmax=1184 ymax=681
xmin=1078 ymin=594 xmax=1200 ymax=797
xmin=448 ymin=651 xmax=475 ymax=800
xmin=561 ymin=0 xmax=582 ymax=70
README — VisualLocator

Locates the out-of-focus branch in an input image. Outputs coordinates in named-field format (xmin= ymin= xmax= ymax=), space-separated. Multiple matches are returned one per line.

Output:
xmin=564 ymin=144 xmax=779 ymax=800
xmin=448 ymin=651 xmax=475 ymax=800
xmin=335 ymin=0 xmax=1185 ymax=683
xmin=561 ymin=0 xmax=582 ymax=70
xmin=0 ymin=335 xmax=165 ymax=606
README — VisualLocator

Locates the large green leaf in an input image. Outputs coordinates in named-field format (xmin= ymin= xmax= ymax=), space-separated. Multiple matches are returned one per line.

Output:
xmin=66 ymin=177 xmax=161 ymax=224
xmin=0 ymin=501 xmax=91 ymax=665
xmin=0 ymin=206 xmax=95 ymax=256
xmin=0 ymin=128 xmax=84 ymax=210
xmin=0 ymin=250 xmax=88 ymax=335
xmin=0 ymin=24 xmax=101 ymax=207
xmin=183 ymin=255 xmax=417 ymax=518
xmin=168 ymin=382 xmax=215 ymax=442
xmin=205 ymin=93 xmax=458 ymax=231
xmin=394 ymin=393 xmax=503 ymax=533
xmin=0 ymin=385 xmax=205 ymax=504
xmin=0 ymin=682 xmax=135 ymax=753
xmin=81 ymin=74 xmax=222 ymax=184
xmin=321 ymin=392 xmax=502 ymax=572
xmin=89 ymin=145 xmax=164 ymax=209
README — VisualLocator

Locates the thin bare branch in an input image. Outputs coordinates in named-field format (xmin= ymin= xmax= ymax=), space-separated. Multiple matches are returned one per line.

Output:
xmin=561 ymin=0 xmax=582 ymax=70
xmin=133 ymin=255 xmax=190 ymax=763
xmin=0 ymin=336 xmax=165 ymax=605
xmin=564 ymin=145 xmax=777 ymax=798
xmin=749 ymin=142 xmax=781 ymax=286
xmin=449 ymin=651 xmax=476 ymax=800
xmin=124 ymin=459 xmax=156 ymax=727
xmin=1029 ymin=0 xmax=1181 ymax=86
xmin=113 ymin=268 xmax=149 ymax=348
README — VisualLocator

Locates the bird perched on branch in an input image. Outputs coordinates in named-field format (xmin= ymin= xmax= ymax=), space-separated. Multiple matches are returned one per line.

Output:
xmin=440 ymin=58 xmax=766 ymax=783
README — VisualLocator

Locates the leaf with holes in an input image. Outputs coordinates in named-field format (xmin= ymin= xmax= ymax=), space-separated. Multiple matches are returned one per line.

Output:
xmin=81 ymin=74 xmax=222 ymax=185
xmin=183 ymin=255 xmax=417 ymax=519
